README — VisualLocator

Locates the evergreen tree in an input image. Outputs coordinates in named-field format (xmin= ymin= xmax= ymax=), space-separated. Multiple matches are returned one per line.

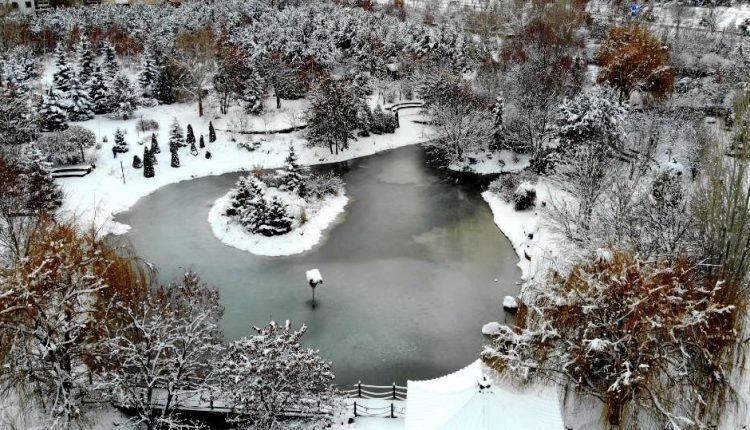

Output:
xmin=143 ymin=146 xmax=155 ymax=178
xmin=492 ymin=96 xmax=504 ymax=149
xmin=113 ymin=128 xmax=129 ymax=154
xmin=199 ymin=134 xmax=205 ymax=149
xmin=209 ymin=121 xmax=216 ymax=143
xmin=76 ymin=37 xmax=94 ymax=84
xmin=242 ymin=71 xmax=265 ymax=115
xmin=151 ymin=133 xmax=161 ymax=154
xmin=170 ymin=147 xmax=180 ymax=168
xmin=54 ymin=42 xmax=67 ymax=69
xmin=0 ymin=86 xmax=37 ymax=145
xmin=19 ymin=145 xmax=63 ymax=212
xmin=225 ymin=175 xmax=265 ymax=218
xmin=37 ymin=90 xmax=68 ymax=132
xmin=107 ymin=73 xmax=138 ymax=120
xmin=67 ymin=76 xmax=94 ymax=121
xmin=278 ymin=144 xmax=308 ymax=197
xmin=132 ymin=154 xmax=142 ymax=169
xmin=100 ymin=41 xmax=119 ymax=81
xmin=186 ymin=124 xmax=195 ymax=148
xmin=138 ymin=48 xmax=160 ymax=98
xmin=53 ymin=61 xmax=72 ymax=96
xmin=88 ymin=64 xmax=110 ymax=115
xmin=205 ymin=150 xmax=212 ymax=159
xmin=169 ymin=118 xmax=184 ymax=153
xmin=154 ymin=62 xmax=175 ymax=104
xmin=257 ymin=197 xmax=293 ymax=237
xmin=190 ymin=141 xmax=198 ymax=156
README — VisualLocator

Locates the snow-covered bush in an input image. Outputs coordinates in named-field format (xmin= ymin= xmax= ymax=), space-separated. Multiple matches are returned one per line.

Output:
xmin=36 ymin=126 xmax=96 ymax=166
xmin=218 ymin=320 xmax=336 ymax=429
xmin=305 ymin=172 xmax=345 ymax=199
xmin=136 ymin=118 xmax=159 ymax=132
xmin=483 ymin=251 xmax=738 ymax=428
xmin=513 ymin=182 xmax=536 ymax=211
xmin=488 ymin=174 xmax=520 ymax=203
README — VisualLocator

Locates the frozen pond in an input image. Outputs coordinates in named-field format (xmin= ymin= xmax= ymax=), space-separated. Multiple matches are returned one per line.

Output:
xmin=116 ymin=145 xmax=520 ymax=384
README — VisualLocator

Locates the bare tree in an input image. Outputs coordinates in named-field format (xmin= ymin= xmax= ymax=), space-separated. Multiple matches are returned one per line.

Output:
xmin=99 ymin=272 xmax=224 ymax=430
xmin=171 ymin=28 xmax=216 ymax=117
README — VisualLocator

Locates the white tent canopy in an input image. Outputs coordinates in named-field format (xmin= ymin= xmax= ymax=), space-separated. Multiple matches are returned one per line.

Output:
xmin=405 ymin=360 xmax=565 ymax=430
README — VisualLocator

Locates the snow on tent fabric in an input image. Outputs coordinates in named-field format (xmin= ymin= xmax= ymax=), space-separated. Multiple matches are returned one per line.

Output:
xmin=405 ymin=360 xmax=565 ymax=430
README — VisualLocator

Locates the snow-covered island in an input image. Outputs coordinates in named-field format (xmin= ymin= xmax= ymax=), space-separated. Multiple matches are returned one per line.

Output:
xmin=208 ymin=146 xmax=349 ymax=256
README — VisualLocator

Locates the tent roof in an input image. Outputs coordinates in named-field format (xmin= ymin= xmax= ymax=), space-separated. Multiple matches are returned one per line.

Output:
xmin=404 ymin=360 xmax=565 ymax=430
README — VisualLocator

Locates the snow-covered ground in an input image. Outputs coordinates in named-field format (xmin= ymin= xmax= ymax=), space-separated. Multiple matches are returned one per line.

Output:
xmin=208 ymin=192 xmax=349 ymax=256
xmin=481 ymin=180 xmax=558 ymax=283
xmin=448 ymin=149 xmax=530 ymax=174
xmin=58 ymin=100 xmax=431 ymax=238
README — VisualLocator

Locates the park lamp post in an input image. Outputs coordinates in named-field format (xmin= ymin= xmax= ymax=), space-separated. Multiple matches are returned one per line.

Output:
xmin=306 ymin=269 xmax=323 ymax=309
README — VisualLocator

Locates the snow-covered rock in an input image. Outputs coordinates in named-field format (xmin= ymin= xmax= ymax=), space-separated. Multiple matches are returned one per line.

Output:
xmin=482 ymin=322 xmax=502 ymax=335
xmin=503 ymin=296 xmax=519 ymax=311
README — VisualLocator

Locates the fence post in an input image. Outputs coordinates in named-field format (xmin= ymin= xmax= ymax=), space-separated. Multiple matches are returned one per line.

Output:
xmin=392 ymin=382 xmax=396 ymax=400
xmin=354 ymin=401 xmax=358 ymax=417
xmin=391 ymin=403 xmax=395 ymax=418
xmin=357 ymin=381 xmax=362 ymax=398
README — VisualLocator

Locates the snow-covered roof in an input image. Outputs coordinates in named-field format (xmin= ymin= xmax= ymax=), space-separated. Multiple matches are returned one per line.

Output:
xmin=405 ymin=360 xmax=564 ymax=430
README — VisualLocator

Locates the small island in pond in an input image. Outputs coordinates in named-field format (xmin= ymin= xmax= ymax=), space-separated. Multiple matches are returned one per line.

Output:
xmin=209 ymin=145 xmax=348 ymax=256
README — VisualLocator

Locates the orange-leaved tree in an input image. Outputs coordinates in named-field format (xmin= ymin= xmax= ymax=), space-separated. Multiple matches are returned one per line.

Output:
xmin=597 ymin=25 xmax=674 ymax=101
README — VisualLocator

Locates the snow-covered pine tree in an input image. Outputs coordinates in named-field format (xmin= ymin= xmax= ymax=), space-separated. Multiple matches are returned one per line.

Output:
xmin=225 ymin=175 xmax=265 ymax=218
xmin=137 ymin=47 xmax=160 ymax=98
xmin=132 ymin=154 xmax=142 ymax=168
xmin=100 ymin=41 xmax=119 ymax=81
xmin=154 ymin=61 xmax=176 ymax=105
xmin=186 ymin=124 xmax=195 ymax=148
xmin=242 ymin=70 xmax=265 ymax=115
xmin=491 ymin=96 xmax=504 ymax=149
xmin=356 ymin=100 xmax=372 ymax=136
xmin=18 ymin=145 xmax=63 ymax=212
xmin=371 ymin=105 xmax=386 ymax=134
xmin=218 ymin=321 xmax=335 ymax=429
xmin=54 ymin=42 xmax=67 ymax=69
xmin=190 ymin=140 xmax=198 ymax=156
xmin=66 ymin=76 xmax=94 ymax=121
xmin=0 ymin=86 xmax=37 ymax=144
xmin=170 ymin=147 xmax=180 ymax=168
xmin=151 ymin=133 xmax=161 ymax=154
xmin=168 ymin=118 xmax=183 ymax=153
xmin=143 ymin=146 xmax=155 ymax=178
xmin=199 ymin=134 xmax=205 ymax=149
xmin=113 ymin=128 xmax=129 ymax=154
xmin=53 ymin=60 xmax=73 ymax=96
xmin=209 ymin=121 xmax=216 ymax=143
xmin=75 ymin=36 xmax=94 ymax=84
xmin=277 ymin=144 xmax=308 ymax=197
xmin=256 ymin=197 xmax=293 ymax=236
xmin=37 ymin=89 xmax=68 ymax=132
xmin=107 ymin=73 xmax=138 ymax=120
xmin=88 ymin=64 xmax=110 ymax=115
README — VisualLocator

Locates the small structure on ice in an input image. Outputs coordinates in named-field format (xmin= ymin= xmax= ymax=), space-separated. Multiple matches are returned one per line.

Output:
xmin=503 ymin=296 xmax=519 ymax=312
xmin=306 ymin=269 xmax=323 ymax=286
xmin=306 ymin=269 xmax=323 ymax=309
